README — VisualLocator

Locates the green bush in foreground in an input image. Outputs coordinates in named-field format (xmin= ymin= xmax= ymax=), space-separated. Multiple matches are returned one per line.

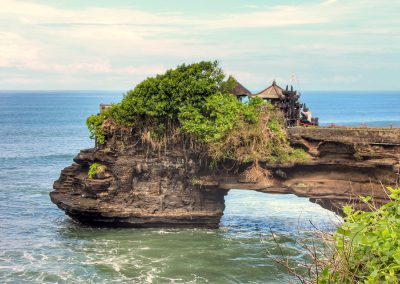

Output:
xmin=320 ymin=187 xmax=400 ymax=284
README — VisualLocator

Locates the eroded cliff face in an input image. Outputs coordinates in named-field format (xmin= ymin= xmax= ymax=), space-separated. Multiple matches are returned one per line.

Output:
xmin=282 ymin=128 xmax=400 ymax=212
xmin=50 ymin=128 xmax=227 ymax=228
xmin=50 ymin=127 xmax=400 ymax=227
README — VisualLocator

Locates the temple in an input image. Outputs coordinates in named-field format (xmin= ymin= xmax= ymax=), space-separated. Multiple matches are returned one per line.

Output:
xmin=231 ymin=80 xmax=252 ymax=103
xmin=232 ymin=79 xmax=318 ymax=127
xmin=253 ymin=80 xmax=284 ymax=103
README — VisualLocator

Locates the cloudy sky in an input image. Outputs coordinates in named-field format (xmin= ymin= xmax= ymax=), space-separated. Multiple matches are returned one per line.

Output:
xmin=1 ymin=0 xmax=399 ymax=91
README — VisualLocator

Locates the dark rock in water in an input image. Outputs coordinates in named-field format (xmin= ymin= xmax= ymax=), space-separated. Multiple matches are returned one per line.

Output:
xmin=50 ymin=127 xmax=400 ymax=227
xmin=50 ymin=128 xmax=228 ymax=228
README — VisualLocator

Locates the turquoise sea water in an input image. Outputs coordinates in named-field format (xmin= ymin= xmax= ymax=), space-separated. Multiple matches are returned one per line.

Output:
xmin=0 ymin=91 xmax=399 ymax=283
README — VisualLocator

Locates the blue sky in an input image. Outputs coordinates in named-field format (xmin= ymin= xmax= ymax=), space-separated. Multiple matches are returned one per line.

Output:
xmin=1 ymin=0 xmax=399 ymax=91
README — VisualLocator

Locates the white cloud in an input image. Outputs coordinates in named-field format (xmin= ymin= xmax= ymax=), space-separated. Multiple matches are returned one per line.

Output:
xmin=1 ymin=1 xmax=182 ymax=26
xmin=0 ymin=0 xmax=399 ymax=89
xmin=0 ymin=32 xmax=40 ymax=67
xmin=242 ymin=4 xmax=259 ymax=9
xmin=321 ymin=0 xmax=337 ymax=6
xmin=207 ymin=6 xmax=330 ymax=29
xmin=0 ymin=74 xmax=44 ymax=86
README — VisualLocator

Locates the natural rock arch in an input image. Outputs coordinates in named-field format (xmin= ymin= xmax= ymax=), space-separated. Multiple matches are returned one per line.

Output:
xmin=50 ymin=127 xmax=400 ymax=228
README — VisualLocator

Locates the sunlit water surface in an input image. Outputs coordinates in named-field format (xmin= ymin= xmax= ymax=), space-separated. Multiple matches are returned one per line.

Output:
xmin=0 ymin=91 xmax=398 ymax=283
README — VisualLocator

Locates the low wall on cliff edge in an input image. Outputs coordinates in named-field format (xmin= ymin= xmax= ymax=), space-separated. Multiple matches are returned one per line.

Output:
xmin=287 ymin=127 xmax=400 ymax=145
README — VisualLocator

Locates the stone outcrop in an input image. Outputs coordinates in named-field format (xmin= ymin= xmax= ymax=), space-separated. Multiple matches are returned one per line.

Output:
xmin=50 ymin=127 xmax=400 ymax=228
xmin=50 ymin=128 xmax=227 ymax=228
xmin=253 ymin=128 xmax=399 ymax=212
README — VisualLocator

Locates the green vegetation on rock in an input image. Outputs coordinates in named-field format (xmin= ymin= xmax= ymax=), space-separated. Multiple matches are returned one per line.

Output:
xmin=86 ymin=61 xmax=307 ymax=166
xmin=88 ymin=163 xmax=106 ymax=179
xmin=111 ymin=61 xmax=228 ymax=126
xmin=86 ymin=110 xmax=110 ymax=145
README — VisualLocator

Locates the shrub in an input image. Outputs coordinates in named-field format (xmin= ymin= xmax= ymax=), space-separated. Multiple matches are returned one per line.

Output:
xmin=268 ymin=187 xmax=400 ymax=284
xmin=86 ymin=61 xmax=304 ymax=167
xmin=110 ymin=61 xmax=227 ymax=126
xmin=319 ymin=187 xmax=400 ymax=284
xmin=86 ymin=108 xmax=111 ymax=145
xmin=206 ymin=102 xmax=285 ymax=163
xmin=88 ymin=163 xmax=106 ymax=179
xmin=178 ymin=92 xmax=244 ymax=143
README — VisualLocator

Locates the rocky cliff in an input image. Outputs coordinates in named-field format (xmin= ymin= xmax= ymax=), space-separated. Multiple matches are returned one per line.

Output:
xmin=50 ymin=127 xmax=400 ymax=228
xmin=51 ymin=128 xmax=227 ymax=228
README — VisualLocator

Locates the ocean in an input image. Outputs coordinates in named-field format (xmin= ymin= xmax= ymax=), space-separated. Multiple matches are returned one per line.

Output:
xmin=0 ymin=90 xmax=399 ymax=283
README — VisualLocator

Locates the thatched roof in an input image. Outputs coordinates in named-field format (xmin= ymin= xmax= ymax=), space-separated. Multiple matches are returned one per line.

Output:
xmin=254 ymin=80 xmax=284 ymax=99
xmin=231 ymin=80 xmax=252 ymax=97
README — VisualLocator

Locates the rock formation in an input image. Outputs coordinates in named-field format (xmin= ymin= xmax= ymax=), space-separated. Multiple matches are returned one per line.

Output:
xmin=50 ymin=127 xmax=400 ymax=228
xmin=51 ymin=127 xmax=228 ymax=228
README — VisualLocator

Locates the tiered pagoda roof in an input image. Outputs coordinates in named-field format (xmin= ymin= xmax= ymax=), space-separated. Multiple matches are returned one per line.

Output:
xmin=253 ymin=80 xmax=284 ymax=100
